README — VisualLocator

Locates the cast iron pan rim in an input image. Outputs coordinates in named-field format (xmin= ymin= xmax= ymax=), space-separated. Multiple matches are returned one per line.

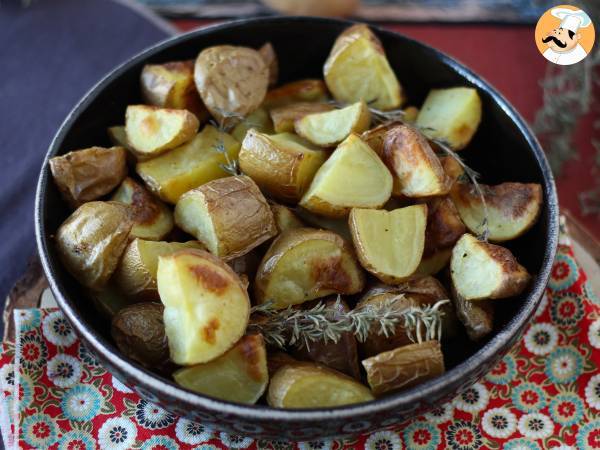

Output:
xmin=35 ymin=16 xmax=559 ymax=422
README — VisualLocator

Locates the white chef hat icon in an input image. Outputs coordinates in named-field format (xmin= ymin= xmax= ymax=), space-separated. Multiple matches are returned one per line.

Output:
xmin=551 ymin=7 xmax=592 ymax=33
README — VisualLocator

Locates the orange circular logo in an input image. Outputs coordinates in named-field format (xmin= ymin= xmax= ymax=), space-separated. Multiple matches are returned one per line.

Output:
xmin=535 ymin=5 xmax=595 ymax=65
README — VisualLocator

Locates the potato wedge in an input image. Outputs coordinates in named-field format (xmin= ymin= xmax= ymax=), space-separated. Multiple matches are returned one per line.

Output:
xmin=111 ymin=177 xmax=174 ymax=241
xmin=382 ymin=124 xmax=451 ymax=197
xmin=270 ymin=102 xmax=334 ymax=133
xmin=173 ymin=334 xmax=268 ymax=404
xmin=451 ymin=283 xmax=494 ymax=341
xmin=360 ymin=121 xmax=402 ymax=157
xmin=125 ymin=105 xmax=199 ymax=158
xmin=231 ymin=107 xmax=274 ymax=142
xmin=194 ymin=45 xmax=269 ymax=124
xmin=49 ymin=146 xmax=127 ymax=208
xmin=299 ymin=134 xmax=393 ymax=217
xmin=450 ymin=182 xmax=543 ymax=242
xmin=239 ymin=130 xmax=328 ymax=202
xmin=450 ymin=233 xmax=531 ymax=301
xmin=416 ymin=87 xmax=482 ymax=150
xmin=157 ymin=249 xmax=250 ymax=365
xmin=415 ymin=248 xmax=452 ymax=276
xmin=114 ymin=239 xmax=205 ymax=301
xmin=175 ymin=175 xmax=277 ymax=260
xmin=271 ymin=203 xmax=304 ymax=233
xmin=324 ymin=24 xmax=403 ymax=110
xmin=262 ymin=79 xmax=328 ymax=109
xmin=258 ymin=42 xmax=278 ymax=86
xmin=136 ymin=124 xmax=240 ymax=204
xmin=56 ymin=202 xmax=132 ymax=290
xmin=349 ymin=205 xmax=427 ymax=284
xmin=267 ymin=363 xmax=374 ymax=408
xmin=295 ymin=101 xmax=371 ymax=147
xmin=255 ymin=228 xmax=365 ymax=309
xmin=422 ymin=196 xmax=466 ymax=255
xmin=362 ymin=340 xmax=445 ymax=395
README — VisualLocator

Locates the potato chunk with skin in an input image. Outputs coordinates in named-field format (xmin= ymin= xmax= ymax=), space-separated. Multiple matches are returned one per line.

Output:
xmin=175 ymin=176 xmax=277 ymax=260
xmin=270 ymin=102 xmax=334 ymax=133
xmin=451 ymin=233 xmax=531 ymax=301
xmin=136 ymin=125 xmax=240 ymax=204
xmin=451 ymin=182 xmax=543 ymax=242
xmin=416 ymin=87 xmax=482 ymax=150
xmin=49 ymin=147 xmax=127 ymax=208
xmin=258 ymin=42 xmax=278 ymax=86
xmin=157 ymin=249 xmax=250 ymax=365
xmin=255 ymin=228 xmax=365 ymax=309
xmin=422 ymin=196 xmax=466 ymax=256
xmin=239 ymin=130 xmax=328 ymax=202
xmin=300 ymin=134 xmax=393 ymax=218
xmin=324 ymin=24 xmax=403 ymax=110
xmin=360 ymin=121 xmax=402 ymax=157
xmin=267 ymin=363 xmax=374 ymax=408
xmin=173 ymin=334 xmax=268 ymax=404
xmin=56 ymin=202 xmax=132 ymax=290
xmin=349 ymin=205 xmax=427 ymax=284
xmin=262 ymin=79 xmax=329 ymax=109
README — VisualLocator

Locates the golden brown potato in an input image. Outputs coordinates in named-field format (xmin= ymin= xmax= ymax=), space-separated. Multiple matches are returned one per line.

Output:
xmin=175 ymin=175 xmax=277 ymax=260
xmin=415 ymin=248 xmax=452 ymax=276
xmin=451 ymin=283 xmax=494 ymax=341
xmin=360 ymin=121 xmax=402 ymax=156
xmin=422 ymin=196 xmax=466 ymax=256
xmin=125 ymin=105 xmax=199 ymax=158
xmin=362 ymin=340 xmax=445 ymax=395
xmin=267 ymin=363 xmax=374 ymax=408
xmin=262 ymin=79 xmax=329 ymax=109
xmin=440 ymin=155 xmax=465 ymax=184
xmin=173 ymin=334 xmax=268 ymax=404
xmin=450 ymin=233 xmax=531 ymax=301
xmin=111 ymin=177 xmax=174 ymax=241
xmin=258 ymin=42 xmax=278 ymax=86
xmin=324 ymin=24 xmax=403 ymax=110
xmin=56 ymin=202 xmax=132 ymax=290
xmin=157 ymin=249 xmax=250 ymax=365
xmin=231 ymin=107 xmax=274 ymax=142
xmin=270 ymin=102 xmax=334 ymax=133
xmin=349 ymin=205 xmax=427 ymax=284
xmin=300 ymin=134 xmax=393 ymax=218
xmin=270 ymin=203 xmax=304 ymax=234
xmin=255 ymin=228 xmax=365 ymax=309
xmin=136 ymin=124 xmax=240 ymax=204
xmin=450 ymin=182 xmax=543 ymax=242
xmin=239 ymin=130 xmax=328 ymax=202
xmin=194 ymin=45 xmax=269 ymax=124
xmin=49 ymin=146 xmax=127 ymax=208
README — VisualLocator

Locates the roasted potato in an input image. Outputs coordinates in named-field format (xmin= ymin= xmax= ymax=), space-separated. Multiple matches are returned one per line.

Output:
xmin=125 ymin=105 xmax=199 ymax=158
xmin=49 ymin=146 xmax=127 ymax=207
xmin=415 ymin=248 xmax=452 ymax=276
xmin=422 ymin=196 xmax=466 ymax=255
xmin=295 ymin=101 xmax=371 ymax=147
xmin=239 ymin=130 xmax=328 ymax=202
xmin=416 ymin=87 xmax=482 ymax=150
xmin=262 ymin=79 xmax=329 ymax=109
xmin=231 ymin=107 xmax=274 ymax=142
xmin=88 ymin=283 xmax=129 ymax=319
xmin=450 ymin=182 xmax=543 ymax=242
xmin=111 ymin=302 xmax=170 ymax=370
xmin=450 ymin=233 xmax=531 ymax=301
xmin=440 ymin=155 xmax=465 ymax=184
xmin=157 ymin=249 xmax=250 ymax=365
xmin=349 ymin=205 xmax=427 ymax=284
xmin=382 ymin=124 xmax=451 ymax=198
xmin=267 ymin=363 xmax=374 ymax=408
xmin=136 ymin=124 xmax=240 ymax=204
xmin=362 ymin=340 xmax=445 ymax=395
xmin=324 ymin=24 xmax=403 ymax=110
xmin=111 ymin=177 xmax=174 ymax=241
xmin=270 ymin=203 xmax=304 ymax=233
xmin=451 ymin=283 xmax=494 ymax=341
xmin=56 ymin=201 xmax=132 ymax=290
xmin=360 ymin=121 xmax=402 ymax=156
xmin=270 ymin=102 xmax=334 ymax=133
xmin=173 ymin=334 xmax=268 ymax=404
xmin=300 ymin=134 xmax=393 ymax=218
xmin=194 ymin=45 xmax=269 ymax=124
xmin=175 ymin=175 xmax=277 ymax=260
xmin=258 ymin=42 xmax=278 ymax=86
xmin=255 ymin=228 xmax=365 ymax=309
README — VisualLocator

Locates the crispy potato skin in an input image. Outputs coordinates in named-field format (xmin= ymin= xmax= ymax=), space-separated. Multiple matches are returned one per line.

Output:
xmin=262 ymin=79 xmax=329 ymax=109
xmin=360 ymin=121 xmax=403 ymax=157
xmin=258 ymin=42 xmax=278 ymax=86
xmin=270 ymin=102 xmax=334 ymax=133
xmin=440 ymin=155 xmax=465 ymax=184
xmin=451 ymin=283 xmax=494 ymax=341
xmin=49 ymin=147 xmax=127 ymax=208
xmin=422 ymin=196 xmax=466 ymax=256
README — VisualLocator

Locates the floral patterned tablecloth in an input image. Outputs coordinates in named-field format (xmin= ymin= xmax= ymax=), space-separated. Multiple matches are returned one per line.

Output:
xmin=0 ymin=222 xmax=599 ymax=450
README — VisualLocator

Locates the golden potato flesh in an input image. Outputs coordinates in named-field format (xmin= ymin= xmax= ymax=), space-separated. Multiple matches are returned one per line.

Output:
xmin=258 ymin=42 xmax=278 ymax=86
xmin=450 ymin=233 xmax=531 ymax=301
xmin=271 ymin=203 xmax=304 ymax=234
xmin=422 ymin=196 xmax=466 ymax=255
xmin=157 ymin=249 xmax=250 ymax=365
xmin=174 ymin=334 xmax=268 ymax=404
xmin=255 ymin=228 xmax=365 ymax=309
xmin=262 ymin=79 xmax=329 ymax=109
xmin=362 ymin=340 xmax=445 ymax=396
xmin=349 ymin=205 xmax=427 ymax=284
xmin=324 ymin=24 xmax=403 ymax=110
xmin=175 ymin=175 xmax=277 ymax=260
xmin=56 ymin=202 xmax=132 ymax=290
xmin=299 ymin=134 xmax=393 ymax=218
xmin=450 ymin=182 xmax=543 ymax=242
xmin=416 ymin=87 xmax=482 ymax=150
xmin=451 ymin=283 xmax=494 ymax=341
xmin=136 ymin=125 xmax=240 ymax=204
xmin=270 ymin=102 xmax=334 ymax=133
xmin=49 ymin=146 xmax=127 ymax=208
xmin=231 ymin=107 xmax=274 ymax=142
xmin=295 ymin=101 xmax=371 ymax=147
xmin=125 ymin=105 xmax=199 ymax=158
xmin=239 ymin=130 xmax=328 ymax=202
xmin=267 ymin=363 xmax=374 ymax=408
